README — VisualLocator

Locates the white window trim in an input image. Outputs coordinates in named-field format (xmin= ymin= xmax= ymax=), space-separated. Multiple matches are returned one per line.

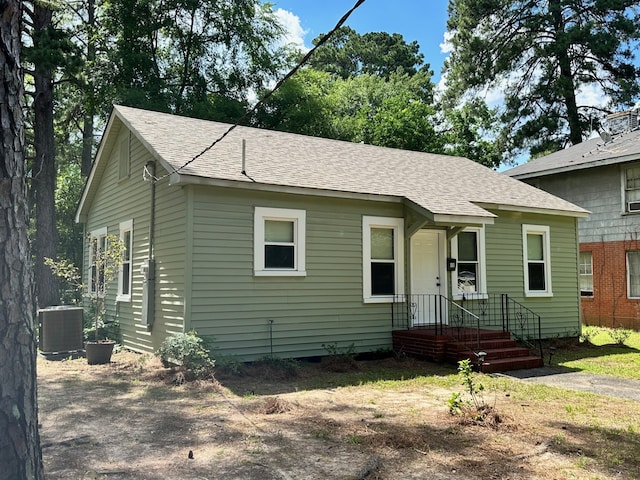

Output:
xmin=89 ymin=227 xmax=108 ymax=297
xmin=522 ymin=224 xmax=553 ymax=297
xmin=254 ymin=207 xmax=306 ymax=277
xmin=117 ymin=219 xmax=133 ymax=302
xmin=626 ymin=251 xmax=640 ymax=299
xmin=451 ymin=226 xmax=487 ymax=300
xmin=363 ymin=216 xmax=405 ymax=303
xmin=579 ymin=251 xmax=594 ymax=297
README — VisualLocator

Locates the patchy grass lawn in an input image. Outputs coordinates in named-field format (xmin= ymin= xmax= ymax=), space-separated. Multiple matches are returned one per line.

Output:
xmin=550 ymin=326 xmax=640 ymax=380
xmin=38 ymin=347 xmax=640 ymax=480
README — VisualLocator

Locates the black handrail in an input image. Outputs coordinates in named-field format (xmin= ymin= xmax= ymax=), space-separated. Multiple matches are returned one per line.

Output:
xmin=501 ymin=294 xmax=544 ymax=358
xmin=392 ymin=293 xmax=543 ymax=357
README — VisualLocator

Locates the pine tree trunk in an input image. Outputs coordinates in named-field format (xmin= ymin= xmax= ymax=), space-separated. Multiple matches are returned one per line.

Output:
xmin=550 ymin=0 xmax=583 ymax=146
xmin=32 ymin=2 xmax=59 ymax=307
xmin=81 ymin=0 xmax=96 ymax=177
xmin=0 ymin=0 xmax=45 ymax=478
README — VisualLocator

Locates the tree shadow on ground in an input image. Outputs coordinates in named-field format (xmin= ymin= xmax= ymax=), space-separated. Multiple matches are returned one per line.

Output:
xmin=540 ymin=338 xmax=640 ymax=369
xmin=545 ymin=420 xmax=640 ymax=477
xmin=216 ymin=356 xmax=458 ymax=396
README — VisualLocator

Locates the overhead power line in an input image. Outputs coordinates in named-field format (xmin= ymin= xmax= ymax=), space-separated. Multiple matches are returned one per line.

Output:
xmin=153 ymin=0 xmax=367 ymax=183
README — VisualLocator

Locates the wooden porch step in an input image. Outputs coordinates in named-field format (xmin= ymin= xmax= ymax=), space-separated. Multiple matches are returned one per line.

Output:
xmin=453 ymin=346 xmax=534 ymax=362
xmin=392 ymin=328 xmax=544 ymax=373
xmin=447 ymin=338 xmax=520 ymax=352
xmin=477 ymin=355 xmax=544 ymax=373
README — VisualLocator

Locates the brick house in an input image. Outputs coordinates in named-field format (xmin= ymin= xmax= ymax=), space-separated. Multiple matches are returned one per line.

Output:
xmin=506 ymin=111 xmax=640 ymax=330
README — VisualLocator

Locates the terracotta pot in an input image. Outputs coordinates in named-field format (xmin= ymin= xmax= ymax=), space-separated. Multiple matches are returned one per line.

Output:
xmin=85 ymin=340 xmax=115 ymax=365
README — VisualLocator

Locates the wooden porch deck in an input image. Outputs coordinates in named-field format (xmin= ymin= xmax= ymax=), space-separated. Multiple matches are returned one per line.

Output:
xmin=392 ymin=326 xmax=544 ymax=373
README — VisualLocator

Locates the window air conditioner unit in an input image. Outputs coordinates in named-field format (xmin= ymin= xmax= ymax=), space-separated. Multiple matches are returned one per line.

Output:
xmin=628 ymin=201 xmax=640 ymax=212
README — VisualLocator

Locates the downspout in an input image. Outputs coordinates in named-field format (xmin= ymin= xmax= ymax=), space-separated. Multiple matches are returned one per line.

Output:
xmin=142 ymin=160 xmax=156 ymax=331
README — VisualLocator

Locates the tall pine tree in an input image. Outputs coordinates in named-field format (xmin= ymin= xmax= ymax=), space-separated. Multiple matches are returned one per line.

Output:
xmin=0 ymin=0 xmax=45 ymax=476
xmin=444 ymin=0 xmax=640 ymax=157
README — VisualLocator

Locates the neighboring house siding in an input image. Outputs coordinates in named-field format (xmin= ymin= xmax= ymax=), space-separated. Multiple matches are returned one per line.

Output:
xmin=187 ymin=185 xmax=403 ymax=361
xmin=84 ymin=125 xmax=187 ymax=353
xmin=527 ymin=164 xmax=633 ymax=244
xmin=581 ymin=240 xmax=640 ymax=330
xmin=482 ymin=211 xmax=581 ymax=338
xmin=523 ymin=164 xmax=640 ymax=329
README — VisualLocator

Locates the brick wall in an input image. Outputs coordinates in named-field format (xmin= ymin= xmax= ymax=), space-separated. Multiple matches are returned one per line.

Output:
xmin=581 ymin=240 xmax=640 ymax=330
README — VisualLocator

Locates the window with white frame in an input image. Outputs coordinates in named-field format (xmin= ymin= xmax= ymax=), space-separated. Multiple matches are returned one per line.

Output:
xmin=451 ymin=227 xmax=486 ymax=298
xmin=117 ymin=219 xmax=133 ymax=301
xmin=254 ymin=207 xmax=306 ymax=276
xmin=579 ymin=252 xmax=593 ymax=297
xmin=363 ymin=216 xmax=404 ymax=303
xmin=627 ymin=251 xmax=640 ymax=298
xmin=522 ymin=224 xmax=552 ymax=296
xmin=89 ymin=227 xmax=107 ymax=296
xmin=624 ymin=165 xmax=640 ymax=212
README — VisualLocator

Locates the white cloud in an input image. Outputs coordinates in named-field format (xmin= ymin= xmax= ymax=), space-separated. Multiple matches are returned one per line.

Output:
xmin=440 ymin=30 xmax=454 ymax=54
xmin=576 ymin=82 xmax=608 ymax=110
xmin=273 ymin=8 xmax=309 ymax=52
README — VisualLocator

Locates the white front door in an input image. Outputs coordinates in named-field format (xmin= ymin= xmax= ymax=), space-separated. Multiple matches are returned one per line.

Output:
xmin=410 ymin=230 xmax=447 ymax=325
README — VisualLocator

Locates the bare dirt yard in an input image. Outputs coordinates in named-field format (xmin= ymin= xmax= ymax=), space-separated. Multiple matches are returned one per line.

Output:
xmin=39 ymin=350 xmax=640 ymax=480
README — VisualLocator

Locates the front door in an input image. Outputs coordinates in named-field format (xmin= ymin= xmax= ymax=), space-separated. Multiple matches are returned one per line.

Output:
xmin=410 ymin=230 xmax=446 ymax=325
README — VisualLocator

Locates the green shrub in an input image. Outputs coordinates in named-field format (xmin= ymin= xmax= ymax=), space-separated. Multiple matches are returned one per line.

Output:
xmin=580 ymin=325 xmax=598 ymax=344
xmin=608 ymin=327 xmax=633 ymax=346
xmin=321 ymin=342 xmax=358 ymax=372
xmin=157 ymin=331 xmax=215 ymax=378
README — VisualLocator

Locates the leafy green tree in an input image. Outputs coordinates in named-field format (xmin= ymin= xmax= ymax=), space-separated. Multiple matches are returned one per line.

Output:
xmin=24 ymin=0 xmax=81 ymax=307
xmin=256 ymin=68 xmax=443 ymax=154
xmin=444 ymin=0 xmax=640 ymax=158
xmin=308 ymin=26 xmax=427 ymax=79
xmin=252 ymin=68 xmax=338 ymax=137
xmin=439 ymin=100 xmax=504 ymax=168
xmin=102 ymin=0 xmax=290 ymax=119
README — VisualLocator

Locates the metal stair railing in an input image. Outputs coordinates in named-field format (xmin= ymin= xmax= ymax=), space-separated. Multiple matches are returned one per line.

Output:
xmin=392 ymin=293 xmax=543 ymax=357
xmin=392 ymin=294 xmax=481 ymax=350
xmin=501 ymin=294 xmax=543 ymax=358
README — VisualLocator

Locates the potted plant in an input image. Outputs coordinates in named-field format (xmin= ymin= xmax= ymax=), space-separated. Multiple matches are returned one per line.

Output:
xmin=46 ymin=234 xmax=126 ymax=364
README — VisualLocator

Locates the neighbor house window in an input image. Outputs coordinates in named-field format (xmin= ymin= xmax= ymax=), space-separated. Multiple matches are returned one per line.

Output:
xmin=625 ymin=165 xmax=640 ymax=212
xmin=254 ymin=207 xmax=306 ymax=276
xmin=89 ymin=227 xmax=107 ymax=296
xmin=363 ymin=216 xmax=404 ymax=303
xmin=522 ymin=224 xmax=552 ymax=297
xmin=118 ymin=134 xmax=130 ymax=180
xmin=579 ymin=252 xmax=593 ymax=297
xmin=451 ymin=227 xmax=487 ymax=298
xmin=627 ymin=251 xmax=640 ymax=298
xmin=117 ymin=219 xmax=133 ymax=302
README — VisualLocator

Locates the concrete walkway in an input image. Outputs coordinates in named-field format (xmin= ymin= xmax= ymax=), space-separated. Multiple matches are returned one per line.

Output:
xmin=497 ymin=367 xmax=640 ymax=402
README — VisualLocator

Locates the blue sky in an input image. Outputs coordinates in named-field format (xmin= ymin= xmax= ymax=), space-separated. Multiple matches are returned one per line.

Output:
xmin=271 ymin=0 xmax=451 ymax=82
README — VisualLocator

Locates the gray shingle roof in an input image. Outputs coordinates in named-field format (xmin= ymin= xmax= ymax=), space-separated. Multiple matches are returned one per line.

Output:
xmin=505 ymin=129 xmax=640 ymax=179
xmin=101 ymin=105 xmax=587 ymax=219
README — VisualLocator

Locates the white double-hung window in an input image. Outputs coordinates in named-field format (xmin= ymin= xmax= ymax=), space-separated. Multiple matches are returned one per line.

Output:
xmin=254 ymin=207 xmax=306 ymax=276
xmin=627 ymin=251 xmax=640 ymax=298
xmin=523 ymin=224 xmax=552 ymax=297
xmin=363 ymin=216 xmax=404 ymax=303
xmin=579 ymin=252 xmax=593 ymax=297
xmin=117 ymin=219 xmax=133 ymax=302
xmin=89 ymin=227 xmax=107 ymax=297
xmin=451 ymin=227 xmax=486 ymax=298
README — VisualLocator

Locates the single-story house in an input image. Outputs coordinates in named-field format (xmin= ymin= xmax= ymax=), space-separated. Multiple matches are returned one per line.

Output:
xmin=75 ymin=105 xmax=587 ymax=365
xmin=505 ymin=110 xmax=640 ymax=330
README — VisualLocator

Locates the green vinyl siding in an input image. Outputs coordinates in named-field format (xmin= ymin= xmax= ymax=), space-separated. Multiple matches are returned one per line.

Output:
xmin=83 ymin=123 xmax=187 ymax=353
xmin=187 ymin=186 xmax=402 ymax=360
xmin=483 ymin=210 xmax=581 ymax=338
